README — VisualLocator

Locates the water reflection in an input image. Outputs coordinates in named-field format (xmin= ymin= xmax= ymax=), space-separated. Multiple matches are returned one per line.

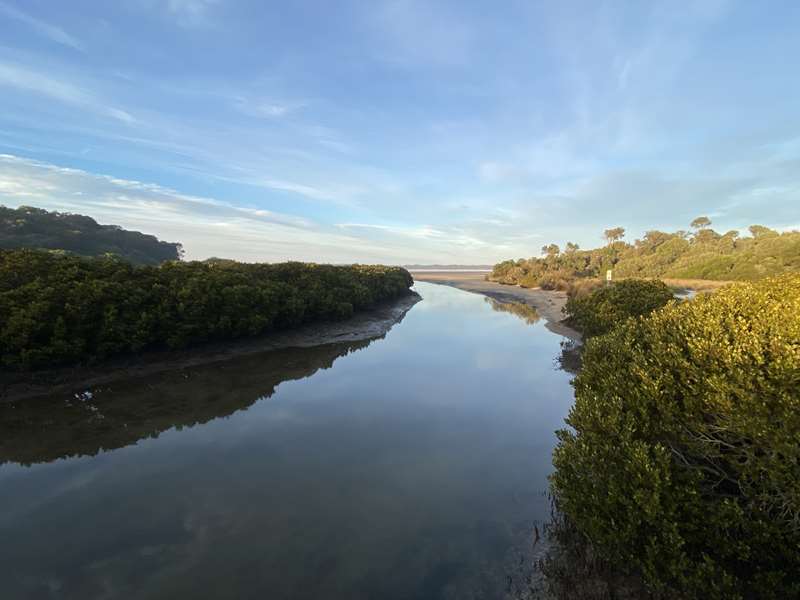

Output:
xmin=484 ymin=297 xmax=541 ymax=325
xmin=555 ymin=339 xmax=582 ymax=375
xmin=0 ymin=341 xmax=371 ymax=466
xmin=0 ymin=282 xmax=575 ymax=600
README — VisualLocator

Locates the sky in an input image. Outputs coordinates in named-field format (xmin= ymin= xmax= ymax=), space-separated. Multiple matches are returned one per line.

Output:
xmin=0 ymin=0 xmax=798 ymax=264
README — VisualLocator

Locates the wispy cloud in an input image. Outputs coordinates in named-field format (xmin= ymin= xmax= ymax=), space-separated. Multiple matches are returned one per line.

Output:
xmin=0 ymin=154 xmax=309 ymax=229
xmin=0 ymin=2 xmax=84 ymax=51
xmin=366 ymin=0 xmax=475 ymax=68
xmin=234 ymin=98 xmax=302 ymax=119
xmin=0 ymin=154 xmax=427 ymax=263
xmin=336 ymin=222 xmax=509 ymax=252
xmin=0 ymin=62 xmax=135 ymax=123
xmin=148 ymin=0 xmax=221 ymax=27
xmin=0 ymin=1 xmax=795 ymax=263
xmin=0 ymin=154 xmax=544 ymax=263
xmin=255 ymin=178 xmax=366 ymax=204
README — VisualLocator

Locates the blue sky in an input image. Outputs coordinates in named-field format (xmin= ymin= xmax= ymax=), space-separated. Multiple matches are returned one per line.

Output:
xmin=0 ymin=0 xmax=798 ymax=263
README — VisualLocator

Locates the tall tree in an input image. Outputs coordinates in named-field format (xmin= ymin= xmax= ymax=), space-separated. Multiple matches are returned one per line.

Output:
xmin=749 ymin=225 xmax=777 ymax=238
xmin=541 ymin=243 xmax=560 ymax=257
xmin=604 ymin=227 xmax=625 ymax=245
xmin=691 ymin=216 xmax=712 ymax=230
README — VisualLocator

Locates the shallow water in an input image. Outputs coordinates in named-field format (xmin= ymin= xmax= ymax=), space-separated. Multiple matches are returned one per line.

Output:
xmin=0 ymin=282 xmax=574 ymax=600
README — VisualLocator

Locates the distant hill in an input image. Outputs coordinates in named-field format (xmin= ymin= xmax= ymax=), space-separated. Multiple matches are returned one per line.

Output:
xmin=490 ymin=219 xmax=800 ymax=287
xmin=0 ymin=205 xmax=183 ymax=265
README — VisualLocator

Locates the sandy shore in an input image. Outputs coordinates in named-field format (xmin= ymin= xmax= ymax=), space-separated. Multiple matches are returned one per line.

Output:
xmin=412 ymin=271 xmax=581 ymax=342
xmin=1 ymin=292 xmax=421 ymax=404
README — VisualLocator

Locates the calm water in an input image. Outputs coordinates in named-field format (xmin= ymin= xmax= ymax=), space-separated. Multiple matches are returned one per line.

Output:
xmin=0 ymin=282 xmax=574 ymax=600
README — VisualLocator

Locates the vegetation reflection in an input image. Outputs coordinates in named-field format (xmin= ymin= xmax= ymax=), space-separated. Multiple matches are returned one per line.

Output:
xmin=0 ymin=340 xmax=374 ymax=466
xmin=485 ymin=297 xmax=541 ymax=325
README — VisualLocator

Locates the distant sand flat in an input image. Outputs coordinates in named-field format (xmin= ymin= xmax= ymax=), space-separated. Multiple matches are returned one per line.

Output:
xmin=411 ymin=271 xmax=581 ymax=342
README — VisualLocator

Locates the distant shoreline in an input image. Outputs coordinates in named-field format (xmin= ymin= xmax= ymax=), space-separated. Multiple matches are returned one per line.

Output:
xmin=406 ymin=268 xmax=492 ymax=273
xmin=411 ymin=271 xmax=581 ymax=342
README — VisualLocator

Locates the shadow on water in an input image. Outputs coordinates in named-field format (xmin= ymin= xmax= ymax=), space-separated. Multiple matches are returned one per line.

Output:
xmin=0 ymin=339 xmax=373 ymax=466
xmin=555 ymin=340 xmax=582 ymax=376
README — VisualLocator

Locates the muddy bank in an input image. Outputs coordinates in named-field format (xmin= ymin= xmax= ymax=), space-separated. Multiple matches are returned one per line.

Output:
xmin=1 ymin=292 xmax=421 ymax=404
xmin=412 ymin=272 xmax=581 ymax=342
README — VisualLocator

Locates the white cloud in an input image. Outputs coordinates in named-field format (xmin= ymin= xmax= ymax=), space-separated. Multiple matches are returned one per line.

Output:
xmin=143 ymin=0 xmax=221 ymax=26
xmin=0 ymin=2 xmax=84 ymax=51
xmin=0 ymin=154 xmax=549 ymax=263
xmin=252 ymin=103 xmax=291 ymax=118
xmin=0 ymin=154 xmax=498 ymax=263
xmin=254 ymin=178 xmax=366 ymax=204
xmin=477 ymin=133 xmax=600 ymax=184
xmin=0 ymin=62 xmax=135 ymax=123
xmin=366 ymin=0 xmax=474 ymax=68
xmin=232 ymin=97 xmax=305 ymax=119
xmin=336 ymin=222 xmax=509 ymax=252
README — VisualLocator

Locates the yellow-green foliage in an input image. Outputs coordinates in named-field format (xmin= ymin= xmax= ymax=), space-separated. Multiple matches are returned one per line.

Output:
xmin=564 ymin=279 xmax=675 ymax=338
xmin=551 ymin=274 xmax=800 ymax=598
xmin=0 ymin=249 xmax=413 ymax=369
xmin=490 ymin=225 xmax=800 ymax=286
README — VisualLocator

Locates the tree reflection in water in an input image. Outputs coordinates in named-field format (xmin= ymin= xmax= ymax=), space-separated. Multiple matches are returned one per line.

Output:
xmin=0 ymin=339 xmax=373 ymax=466
xmin=484 ymin=297 xmax=541 ymax=325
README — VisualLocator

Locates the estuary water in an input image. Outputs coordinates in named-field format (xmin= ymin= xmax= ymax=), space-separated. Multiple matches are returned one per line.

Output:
xmin=0 ymin=282 xmax=575 ymax=600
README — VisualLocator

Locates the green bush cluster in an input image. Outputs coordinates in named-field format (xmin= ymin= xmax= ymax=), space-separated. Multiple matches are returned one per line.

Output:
xmin=490 ymin=223 xmax=800 ymax=286
xmin=551 ymin=274 xmax=800 ymax=598
xmin=1 ymin=205 xmax=182 ymax=265
xmin=0 ymin=249 xmax=413 ymax=369
xmin=564 ymin=279 xmax=675 ymax=338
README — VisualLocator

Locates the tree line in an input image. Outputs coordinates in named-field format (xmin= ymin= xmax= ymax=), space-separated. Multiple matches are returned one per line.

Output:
xmin=1 ymin=205 xmax=183 ymax=265
xmin=0 ymin=249 xmax=413 ymax=369
xmin=490 ymin=217 xmax=800 ymax=287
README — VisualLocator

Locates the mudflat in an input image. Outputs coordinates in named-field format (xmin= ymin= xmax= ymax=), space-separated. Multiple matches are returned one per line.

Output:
xmin=1 ymin=292 xmax=421 ymax=404
xmin=411 ymin=271 xmax=581 ymax=342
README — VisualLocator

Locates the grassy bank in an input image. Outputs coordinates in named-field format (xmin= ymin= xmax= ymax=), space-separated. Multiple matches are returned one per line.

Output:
xmin=0 ymin=249 xmax=413 ymax=369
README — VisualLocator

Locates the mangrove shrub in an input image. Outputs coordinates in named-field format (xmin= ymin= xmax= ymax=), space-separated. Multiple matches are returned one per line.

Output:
xmin=0 ymin=249 xmax=413 ymax=369
xmin=551 ymin=274 xmax=800 ymax=598
xmin=564 ymin=279 xmax=675 ymax=338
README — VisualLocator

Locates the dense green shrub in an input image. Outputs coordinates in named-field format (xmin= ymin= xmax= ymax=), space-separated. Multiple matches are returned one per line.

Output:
xmin=0 ymin=249 xmax=413 ymax=369
xmin=564 ymin=279 xmax=675 ymax=337
xmin=551 ymin=274 xmax=800 ymax=598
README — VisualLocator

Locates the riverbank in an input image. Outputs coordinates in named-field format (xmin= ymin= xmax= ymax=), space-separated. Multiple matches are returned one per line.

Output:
xmin=0 ymin=291 xmax=421 ymax=404
xmin=411 ymin=271 xmax=581 ymax=342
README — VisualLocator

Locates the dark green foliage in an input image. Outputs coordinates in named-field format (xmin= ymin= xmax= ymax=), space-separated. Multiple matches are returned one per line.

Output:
xmin=564 ymin=279 xmax=675 ymax=338
xmin=551 ymin=274 xmax=800 ymax=598
xmin=0 ymin=249 xmax=413 ymax=369
xmin=490 ymin=224 xmax=800 ymax=286
xmin=0 ymin=205 xmax=182 ymax=264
